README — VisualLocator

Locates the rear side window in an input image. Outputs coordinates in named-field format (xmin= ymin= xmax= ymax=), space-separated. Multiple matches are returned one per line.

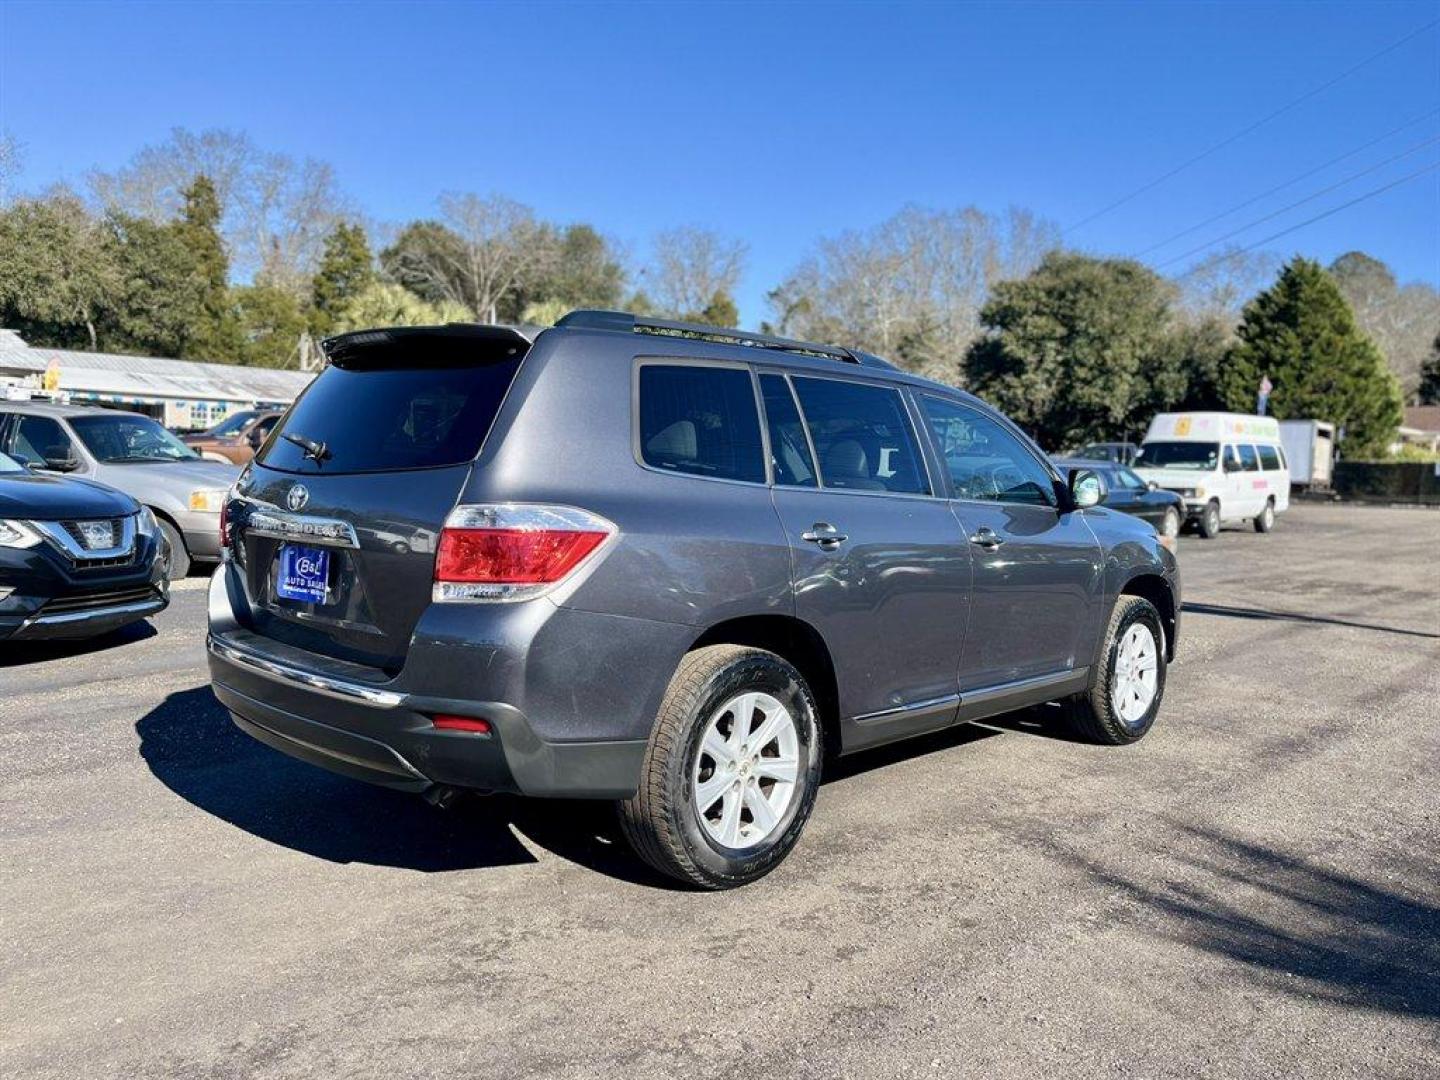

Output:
xmin=9 ymin=415 xmax=76 ymax=464
xmin=759 ymin=375 xmax=817 ymax=487
xmin=1238 ymin=444 xmax=1260 ymax=471
xmin=792 ymin=377 xmax=929 ymax=495
xmin=259 ymin=358 xmax=523 ymax=474
xmin=638 ymin=364 xmax=765 ymax=484
xmin=1258 ymin=444 xmax=1282 ymax=470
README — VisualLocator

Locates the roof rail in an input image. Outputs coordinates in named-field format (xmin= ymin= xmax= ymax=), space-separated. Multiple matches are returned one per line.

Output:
xmin=554 ymin=309 xmax=879 ymax=366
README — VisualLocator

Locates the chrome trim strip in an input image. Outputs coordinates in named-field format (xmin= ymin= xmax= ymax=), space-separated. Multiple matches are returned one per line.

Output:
xmin=242 ymin=505 xmax=360 ymax=549
xmin=961 ymin=668 xmax=1086 ymax=705
xmin=208 ymin=636 xmax=405 ymax=707
xmin=20 ymin=597 xmax=163 ymax=629
xmin=854 ymin=692 xmax=961 ymax=724
xmin=28 ymin=516 xmax=137 ymax=561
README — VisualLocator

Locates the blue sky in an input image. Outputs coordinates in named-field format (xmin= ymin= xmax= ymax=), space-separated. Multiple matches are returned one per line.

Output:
xmin=2 ymin=1 xmax=1437 ymax=327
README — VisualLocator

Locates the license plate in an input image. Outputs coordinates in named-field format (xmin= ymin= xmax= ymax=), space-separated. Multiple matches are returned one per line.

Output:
xmin=276 ymin=544 xmax=330 ymax=604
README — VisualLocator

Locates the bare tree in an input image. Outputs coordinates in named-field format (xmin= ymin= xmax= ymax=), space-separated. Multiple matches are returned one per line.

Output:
xmin=645 ymin=226 xmax=747 ymax=319
xmin=86 ymin=127 xmax=348 ymax=291
xmin=383 ymin=193 xmax=549 ymax=323
xmin=1329 ymin=251 xmax=1440 ymax=400
xmin=1174 ymin=246 xmax=1280 ymax=326
xmin=769 ymin=204 xmax=1059 ymax=383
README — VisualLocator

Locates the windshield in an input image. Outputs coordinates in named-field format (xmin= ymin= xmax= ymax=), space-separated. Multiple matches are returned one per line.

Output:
xmin=69 ymin=414 xmax=200 ymax=463
xmin=1136 ymin=441 xmax=1219 ymax=470
xmin=0 ymin=451 xmax=23 ymax=474
xmin=207 ymin=411 xmax=258 ymax=437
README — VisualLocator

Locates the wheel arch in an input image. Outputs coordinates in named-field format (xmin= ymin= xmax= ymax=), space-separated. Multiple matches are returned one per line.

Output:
xmin=1118 ymin=572 xmax=1177 ymax=661
xmin=690 ymin=614 xmax=841 ymax=759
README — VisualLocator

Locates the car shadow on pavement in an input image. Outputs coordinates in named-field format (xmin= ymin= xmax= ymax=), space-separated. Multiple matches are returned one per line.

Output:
xmin=0 ymin=620 xmax=158 ymax=668
xmin=1047 ymin=823 xmax=1440 ymax=1023
xmin=1183 ymin=601 xmax=1440 ymax=640
xmin=134 ymin=685 xmax=682 ymax=887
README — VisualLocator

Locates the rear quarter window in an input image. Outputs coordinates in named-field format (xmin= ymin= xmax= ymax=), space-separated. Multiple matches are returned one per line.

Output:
xmin=638 ymin=364 xmax=765 ymax=484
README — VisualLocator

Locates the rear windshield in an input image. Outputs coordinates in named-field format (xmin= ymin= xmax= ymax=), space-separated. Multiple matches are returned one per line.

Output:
xmin=259 ymin=357 xmax=523 ymax=475
xmin=1136 ymin=441 xmax=1219 ymax=470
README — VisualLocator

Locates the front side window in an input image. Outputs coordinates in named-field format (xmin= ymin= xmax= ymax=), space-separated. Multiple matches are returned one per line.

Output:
xmin=759 ymin=374 xmax=816 ymax=487
xmin=791 ymin=377 xmax=929 ymax=495
xmin=638 ymin=364 xmax=765 ymax=484
xmin=68 ymin=414 xmax=196 ymax=463
xmin=1238 ymin=444 xmax=1260 ymax=471
xmin=11 ymin=416 xmax=78 ymax=465
xmin=1137 ymin=441 xmax=1220 ymax=470
xmin=1258 ymin=444 xmax=1282 ymax=470
xmin=921 ymin=396 xmax=1055 ymax=506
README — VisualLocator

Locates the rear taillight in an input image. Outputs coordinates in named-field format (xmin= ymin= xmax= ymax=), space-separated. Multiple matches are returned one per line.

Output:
xmin=433 ymin=504 xmax=616 ymax=602
xmin=219 ymin=500 xmax=231 ymax=548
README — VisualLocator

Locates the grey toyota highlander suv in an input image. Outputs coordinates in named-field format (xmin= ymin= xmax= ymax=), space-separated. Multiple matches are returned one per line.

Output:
xmin=208 ymin=311 xmax=1179 ymax=888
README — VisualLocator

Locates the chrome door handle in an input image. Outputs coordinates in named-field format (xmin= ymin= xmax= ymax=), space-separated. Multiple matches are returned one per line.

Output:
xmin=969 ymin=526 xmax=1004 ymax=549
xmin=802 ymin=522 xmax=848 ymax=548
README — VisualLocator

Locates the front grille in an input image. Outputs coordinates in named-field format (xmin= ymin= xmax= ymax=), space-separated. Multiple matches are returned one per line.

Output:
xmin=61 ymin=517 xmax=126 ymax=549
xmin=40 ymin=586 xmax=160 ymax=615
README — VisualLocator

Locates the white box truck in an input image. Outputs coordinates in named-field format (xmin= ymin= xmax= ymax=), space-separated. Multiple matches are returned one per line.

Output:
xmin=1278 ymin=419 xmax=1335 ymax=489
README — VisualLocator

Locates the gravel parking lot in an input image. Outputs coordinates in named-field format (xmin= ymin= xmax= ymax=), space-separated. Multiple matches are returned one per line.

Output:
xmin=3 ymin=502 xmax=1437 ymax=1079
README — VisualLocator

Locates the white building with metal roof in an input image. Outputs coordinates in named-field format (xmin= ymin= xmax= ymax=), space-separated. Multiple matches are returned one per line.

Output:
xmin=0 ymin=329 xmax=314 ymax=430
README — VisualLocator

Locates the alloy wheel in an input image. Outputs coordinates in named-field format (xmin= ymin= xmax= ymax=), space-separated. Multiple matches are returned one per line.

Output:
xmin=692 ymin=691 xmax=800 ymax=850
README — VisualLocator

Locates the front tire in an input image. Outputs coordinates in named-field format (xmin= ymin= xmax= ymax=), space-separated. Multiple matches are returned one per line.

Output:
xmin=1197 ymin=500 xmax=1221 ymax=539
xmin=158 ymin=519 xmax=190 ymax=579
xmin=1253 ymin=499 xmax=1275 ymax=533
xmin=619 ymin=645 xmax=823 ymax=889
xmin=1067 ymin=595 xmax=1167 ymax=745
xmin=1159 ymin=506 xmax=1181 ymax=539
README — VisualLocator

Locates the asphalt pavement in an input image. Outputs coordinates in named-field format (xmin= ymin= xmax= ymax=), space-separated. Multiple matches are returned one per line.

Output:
xmin=2 ymin=503 xmax=1437 ymax=1079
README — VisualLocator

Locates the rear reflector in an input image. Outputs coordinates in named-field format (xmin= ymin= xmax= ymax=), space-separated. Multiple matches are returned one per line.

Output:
xmin=431 ymin=715 xmax=493 ymax=735
xmin=433 ymin=504 xmax=616 ymax=603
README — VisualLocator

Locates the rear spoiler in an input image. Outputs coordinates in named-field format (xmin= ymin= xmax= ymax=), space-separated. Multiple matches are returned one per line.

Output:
xmin=321 ymin=323 xmax=536 ymax=367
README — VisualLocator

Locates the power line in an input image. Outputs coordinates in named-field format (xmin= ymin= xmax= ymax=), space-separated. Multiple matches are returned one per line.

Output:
xmin=1174 ymin=161 xmax=1440 ymax=278
xmin=1065 ymin=17 xmax=1440 ymax=234
xmin=1155 ymin=133 xmax=1440 ymax=268
xmin=1134 ymin=107 xmax=1440 ymax=257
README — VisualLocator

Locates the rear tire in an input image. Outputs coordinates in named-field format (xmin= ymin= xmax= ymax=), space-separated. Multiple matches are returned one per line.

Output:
xmin=1197 ymin=500 xmax=1221 ymax=539
xmin=158 ymin=519 xmax=190 ymax=579
xmin=1066 ymin=595 xmax=1167 ymax=745
xmin=1253 ymin=499 xmax=1275 ymax=533
xmin=619 ymin=645 xmax=823 ymax=889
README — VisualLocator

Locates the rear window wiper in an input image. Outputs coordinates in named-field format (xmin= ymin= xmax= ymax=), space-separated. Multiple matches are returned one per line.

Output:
xmin=281 ymin=431 xmax=332 ymax=464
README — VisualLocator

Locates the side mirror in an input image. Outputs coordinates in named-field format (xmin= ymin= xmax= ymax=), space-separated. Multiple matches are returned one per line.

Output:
xmin=247 ymin=429 xmax=265 ymax=449
xmin=44 ymin=456 xmax=80 ymax=473
xmin=1068 ymin=468 xmax=1105 ymax=510
xmin=1146 ymin=480 xmax=1159 ymax=492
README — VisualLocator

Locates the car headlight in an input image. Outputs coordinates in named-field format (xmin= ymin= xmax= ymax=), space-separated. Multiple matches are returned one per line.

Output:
xmin=1195 ymin=486 xmax=1206 ymax=499
xmin=136 ymin=505 xmax=158 ymax=538
xmin=188 ymin=488 xmax=227 ymax=513
xmin=0 ymin=519 xmax=42 ymax=549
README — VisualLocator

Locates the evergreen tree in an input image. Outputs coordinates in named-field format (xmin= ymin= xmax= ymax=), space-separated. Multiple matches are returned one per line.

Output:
xmin=962 ymin=252 xmax=1179 ymax=448
xmin=175 ymin=175 xmax=243 ymax=361
xmin=1220 ymin=258 xmax=1403 ymax=456
xmin=310 ymin=222 xmax=373 ymax=335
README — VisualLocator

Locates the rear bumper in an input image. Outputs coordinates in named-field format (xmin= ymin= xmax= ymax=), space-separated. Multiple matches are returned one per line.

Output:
xmin=205 ymin=565 xmax=671 ymax=798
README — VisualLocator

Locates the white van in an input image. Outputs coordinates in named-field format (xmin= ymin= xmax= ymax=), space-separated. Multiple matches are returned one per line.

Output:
xmin=1133 ymin=412 xmax=1290 ymax=538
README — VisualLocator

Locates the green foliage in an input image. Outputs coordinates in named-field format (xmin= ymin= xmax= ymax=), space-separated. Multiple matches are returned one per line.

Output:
xmin=518 ymin=223 xmax=625 ymax=315
xmin=1220 ymin=258 xmax=1403 ymax=456
xmin=1168 ymin=315 xmax=1231 ymax=411
xmin=175 ymin=175 xmax=244 ymax=361
xmin=101 ymin=212 xmax=207 ymax=358
xmin=519 ymin=298 xmax=571 ymax=327
xmin=310 ymin=222 xmax=373 ymax=335
xmin=962 ymin=252 xmax=1181 ymax=448
xmin=234 ymin=283 xmax=308 ymax=367
xmin=332 ymin=282 xmax=470 ymax=333
xmin=695 ymin=290 xmax=739 ymax=328
xmin=1418 ymin=333 xmax=1440 ymax=405
xmin=0 ymin=191 xmax=117 ymax=350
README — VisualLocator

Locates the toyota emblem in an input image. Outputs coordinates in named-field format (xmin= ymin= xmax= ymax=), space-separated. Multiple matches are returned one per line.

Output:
xmin=286 ymin=484 xmax=310 ymax=512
